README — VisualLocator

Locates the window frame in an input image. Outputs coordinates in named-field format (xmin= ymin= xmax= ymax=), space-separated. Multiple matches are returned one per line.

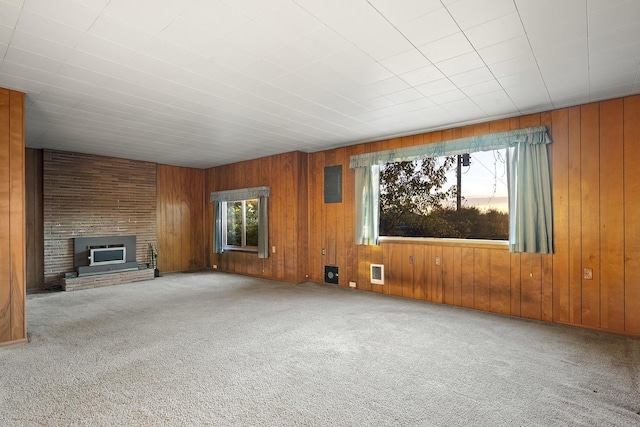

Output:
xmin=221 ymin=198 xmax=259 ymax=253
xmin=378 ymin=148 xmax=510 ymax=242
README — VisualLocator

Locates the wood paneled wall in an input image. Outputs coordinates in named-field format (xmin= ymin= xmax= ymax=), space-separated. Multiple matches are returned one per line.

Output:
xmin=43 ymin=150 xmax=157 ymax=286
xmin=25 ymin=148 xmax=43 ymax=292
xmin=205 ymin=151 xmax=308 ymax=283
xmin=307 ymin=94 xmax=640 ymax=337
xmin=156 ymin=165 xmax=205 ymax=273
xmin=0 ymin=88 xmax=25 ymax=345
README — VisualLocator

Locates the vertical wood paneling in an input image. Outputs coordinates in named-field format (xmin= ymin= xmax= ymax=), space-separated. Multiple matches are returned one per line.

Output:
xmin=598 ymin=100 xmax=625 ymax=331
xmin=510 ymin=253 xmax=521 ymax=317
xmin=0 ymin=88 xmax=25 ymax=345
xmin=551 ymin=108 xmax=570 ymax=322
xmin=9 ymin=91 xmax=25 ymax=341
xmin=580 ymin=104 xmax=601 ymax=327
xmin=442 ymin=246 xmax=455 ymax=305
xmin=413 ymin=245 xmax=427 ymax=300
xmin=157 ymin=165 xmax=205 ymax=273
xmin=460 ymin=248 xmax=474 ymax=308
xmin=384 ymin=244 xmax=403 ymax=297
xmin=0 ymin=88 xmax=11 ymax=343
xmin=431 ymin=245 xmax=443 ymax=303
xmin=25 ymin=148 xmax=44 ymax=292
xmin=567 ymin=106 xmax=583 ymax=324
xmin=401 ymin=244 xmax=414 ymax=298
xmin=624 ymin=95 xmax=640 ymax=333
xmin=474 ymin=248 xmax=491 ymax=311
xmin=521 ymin=254 xmax=542 ymax=320
xmin=490 ymin=250 xmax=511 ymax=315
xmin=452 ymin=247 xmax=462 ymax=306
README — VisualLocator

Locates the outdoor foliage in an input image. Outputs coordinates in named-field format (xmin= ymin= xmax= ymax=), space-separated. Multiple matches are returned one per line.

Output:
xmin=226 ymin=199 xmax=259 ymax=247
xmin=379 ymin=158 xmax=509 ymax=240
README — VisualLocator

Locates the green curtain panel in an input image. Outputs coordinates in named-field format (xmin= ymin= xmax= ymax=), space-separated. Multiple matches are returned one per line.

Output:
xmin=507 ymin=141 xmax=553 ymax=254
xmin=354 ymin=165 xmax=380 ymax=245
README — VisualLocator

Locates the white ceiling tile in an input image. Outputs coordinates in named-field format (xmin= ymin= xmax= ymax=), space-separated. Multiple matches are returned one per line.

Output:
xmin=526 ymin=15 xmax=587 ymax=52
xmin=465 ymin=12 xmax=525 ymax=50
xmin=75 ymin=33 xmax=135 ymax=63
xmin=355 ymin=27 xmax=414 ymax=61
xmin=24 ymin=0 xmax=101 ymax=31
xmin=3 ymin=46 xmax=61 ymax=74
xmin=477 ymin=35 xmax=532 ymax=65
xmin=158 ymin=17 xmax=219 ymax=55
xmin=415 ymin=78 xmax=457 ymax=96
xmin=225 ymin=22 xmax=290 ymax=57
xmin=446 ymin=0 xmax=516 ymax=30
xmin=225 ymin=0 xmax=285 ymax=20
xmin=430 ymin=88 xmax=468 ymax=104
xmin=240 ymin=59 xmax=289 ymax=83
xmin=15 ymin=10 xmax=85 ymax=47
xmin=461 ymin=79 xmax=503 ymax=97
xmin=328 ymin=2 xmax=395 ymax=46
xmin=588 ymin=0 xmax=640 ymax=35
xmin=0 ymin=42 xmax=7 ymax=59
xmin=87 ymin=14 xmax=154 ymax=50
xmin=357 ymin=96 xmax=395 ymax=110
xmin=366 ymin=76 xmax=410 ymax=96
xmin=589 ymin=23 xmax=640 ymax=53
xmin=436 ymin=51 xmax=485 ymax=76
xmin=292 ymin=0 xmax=364 ymax=26
xmin=180 ymin=1 xmax=250 ymax=38
xmin=10 ymin=29 xmax=73 ymax=61
xmin=449 ymin=66 xmax=494 ymax=88
xmin=255 ymin=1 xmax=323 ymax=41
xmin=498 ymin=69 xmax=546 ymax=89
xmin=419 ymin=32 xmax=474 ymax=63
xmin=368 ymin=0 xmax=442 ymax=25
xmin=0 ymin=23 xmax=12 ymax=45
xmin=103 ymin=0 xmax=177 ymax=34
xmin=384 ymin=88 xmax=425 ymax=104
xmin=264 ymin=44 xmax=316 ymax=71
xmin=380 ymin=49 xmax=431 ymax=75
xmin=291 ymin=26 xmax=347 ymax=62
xmin=489 ymin=54 xmax=538 ymax=79
xmin=400 ymin=7 xmax=459 ymax=46
xmin=400 ymin=65 xmax=445 ymax=87
xmin=590 ymin=41 xmax=640 ymax=65
xmin=138 ymin=37 xmax=201 ymax=69
xmin=0 ymin=1 xmax=21 ymax=27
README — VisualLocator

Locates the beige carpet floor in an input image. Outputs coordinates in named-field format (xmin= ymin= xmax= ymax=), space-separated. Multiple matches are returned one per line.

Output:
xmin=1 ymin=271 xmax=639 ymax=426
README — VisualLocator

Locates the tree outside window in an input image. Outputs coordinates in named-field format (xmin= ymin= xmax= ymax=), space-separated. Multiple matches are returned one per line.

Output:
xmin=379 ymin=150 xmax=509 ymax=240
xmin=224 ymin=199 xmax=259 ymax=249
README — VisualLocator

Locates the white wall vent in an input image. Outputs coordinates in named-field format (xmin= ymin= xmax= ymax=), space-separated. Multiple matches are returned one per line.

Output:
xmin=370 ymin=264 xmax=384 ymax=285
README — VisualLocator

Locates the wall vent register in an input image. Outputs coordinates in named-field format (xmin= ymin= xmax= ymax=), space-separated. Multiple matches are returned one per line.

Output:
xmin=370 ymin=264 xmax=384 ymax=285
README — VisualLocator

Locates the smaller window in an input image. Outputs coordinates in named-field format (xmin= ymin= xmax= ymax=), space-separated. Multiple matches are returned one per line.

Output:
xmin=223 ymin=199 xmax=259 ymax=251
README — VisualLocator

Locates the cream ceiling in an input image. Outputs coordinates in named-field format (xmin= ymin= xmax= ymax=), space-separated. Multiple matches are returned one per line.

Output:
xmin=1 ymin=0 xmax=639 ymax=168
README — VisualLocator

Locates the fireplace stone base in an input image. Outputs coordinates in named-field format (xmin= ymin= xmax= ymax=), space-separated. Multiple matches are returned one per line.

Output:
xmin=62 ymin=268 xmax=154 ymax=291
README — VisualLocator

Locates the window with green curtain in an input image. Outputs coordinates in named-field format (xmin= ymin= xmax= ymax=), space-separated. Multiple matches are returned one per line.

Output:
xmin=210 ymin=186 xmax=270 ymax=259
xmin=350 ymin=126 xmax=553 ymax=254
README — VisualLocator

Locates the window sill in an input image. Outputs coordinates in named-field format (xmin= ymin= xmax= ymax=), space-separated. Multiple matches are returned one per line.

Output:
xmin=223 ymin=247 xmax=259 ymax=254
xmin=378 ymin=236 xmax=509 ymax=250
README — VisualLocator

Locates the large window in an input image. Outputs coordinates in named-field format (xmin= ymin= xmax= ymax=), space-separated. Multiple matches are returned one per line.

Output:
xmin=223 ymin=199 xmax=259 ymax=250
xmin=379 ymin=149 xmax=508 ymax=240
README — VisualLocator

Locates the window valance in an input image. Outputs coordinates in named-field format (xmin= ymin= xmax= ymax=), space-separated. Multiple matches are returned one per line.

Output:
xmin=349 ymin=126 xmax=550 ymax=168
xmin=210 ymin=186 xmax=270 ymax=202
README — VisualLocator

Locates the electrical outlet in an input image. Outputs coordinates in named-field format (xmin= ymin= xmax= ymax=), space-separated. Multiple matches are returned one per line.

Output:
xmin=322 ymin=248 xmax=326 ymax=255
xmin=272 ymin=246 xmax=276 ymax=254
xmin=435 ymin=256 xmax=441 ymax=266
xmin=349 ymin=281 xmax=356 ymax=288
xmin=213 ymin=265 xmax=218 ymax=269
xmin=584 ymin=268 xmax=593 ymax=280
xmin=409 ymin=255 xmax=414 ymax=264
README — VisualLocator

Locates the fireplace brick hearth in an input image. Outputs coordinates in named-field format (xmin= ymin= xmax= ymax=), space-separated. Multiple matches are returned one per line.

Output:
xmin=62 ymin=268 xmax=154 ymax=291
